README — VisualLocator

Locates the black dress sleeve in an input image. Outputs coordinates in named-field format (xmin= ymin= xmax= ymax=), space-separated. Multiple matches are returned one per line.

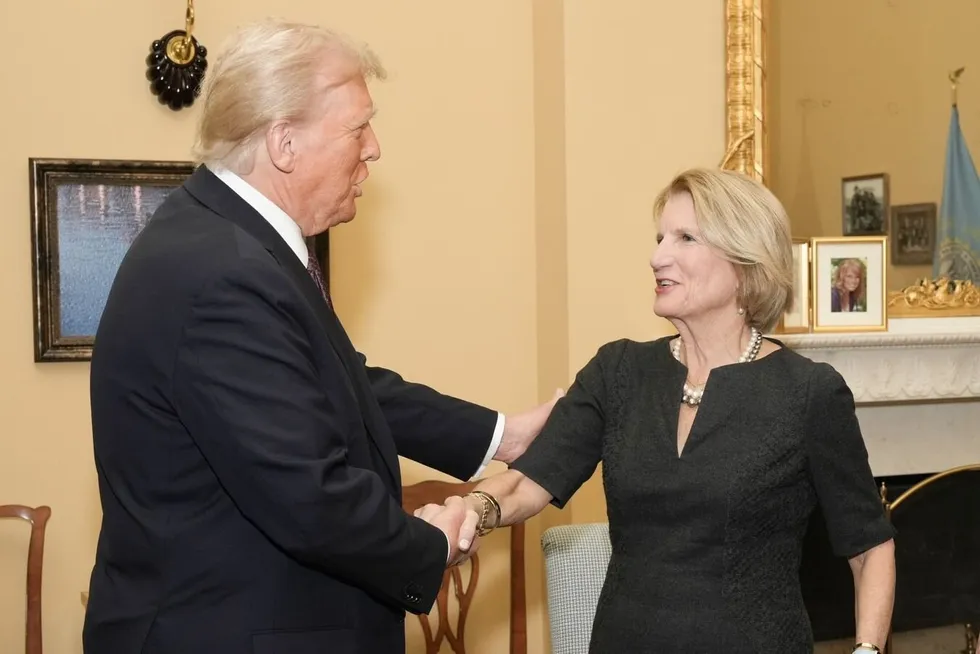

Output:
xmin=804 ymin=362 xmax=896 ymax=558
xmin=509 ymin=340 xmax=626 ymax=508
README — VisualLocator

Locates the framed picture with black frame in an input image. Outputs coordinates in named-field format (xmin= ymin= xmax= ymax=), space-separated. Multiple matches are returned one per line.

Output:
xmin=842 ymin=173 xmax=889 ymax=236
xmin=30 ymin=158 xmax=195 ymax=362
xmin=890 ymin=202 xmax=936 ymax=266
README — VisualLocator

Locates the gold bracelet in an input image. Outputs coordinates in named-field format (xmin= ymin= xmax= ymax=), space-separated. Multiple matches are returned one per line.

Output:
xmin=466 ymin=491 xmax=501 ymax=536
xmin=852 ymin=643 xmax=881 ymax=653
xmin=466 ymin=492 xmax=492 ymax=536
xmin=482 ymin=491 xmax=502 ymax=528
xmin=469 ymin=492 xmax=489 ymax=535
xmin=474 ymin=491 xmax=500 ymax=530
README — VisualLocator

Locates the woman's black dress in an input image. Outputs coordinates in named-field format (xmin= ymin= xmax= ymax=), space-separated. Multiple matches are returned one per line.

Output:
xmin=510 ymin=337 xmax=894 ymax=653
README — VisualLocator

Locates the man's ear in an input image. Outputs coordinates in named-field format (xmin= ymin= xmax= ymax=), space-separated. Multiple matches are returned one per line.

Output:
xmin=266 ymin=120 xmax=297 ymax=173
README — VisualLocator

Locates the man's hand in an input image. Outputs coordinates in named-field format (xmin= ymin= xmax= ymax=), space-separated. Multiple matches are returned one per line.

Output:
xmin=494 ymin=388 xmax=564 ymax=464
xmin=414 ymin=496 xmax=481 ymax=566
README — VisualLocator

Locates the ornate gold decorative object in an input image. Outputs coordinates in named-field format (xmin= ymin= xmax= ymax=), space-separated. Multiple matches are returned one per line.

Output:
xmin=146 ymin=0 xmax=208 ymax=111
xmin=950 ymin=67 xmax=965 ymax=106
xmin=723 ymin=0 xmax=768 ymax=184
xmin=718 ymin=130 xmax=755 ymax=169
xmin=887 ymin=277 xmax=980 ymax=317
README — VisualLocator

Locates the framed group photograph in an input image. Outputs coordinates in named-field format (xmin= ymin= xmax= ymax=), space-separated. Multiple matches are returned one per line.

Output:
xmin=30 ymin=158 xmax=196 ymax=362
xmin=810 ymin=236 xmax=888 ymax=332
xmin=890 ymin=202 xmax=936 ymax=266
xmin=776 ymin=239 xmax=811 ymax=333
xmin=842 ymin=173 xmax=889 ymax=236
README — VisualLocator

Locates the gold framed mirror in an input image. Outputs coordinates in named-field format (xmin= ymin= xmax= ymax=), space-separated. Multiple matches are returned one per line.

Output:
xmin=723 ymin=0 xmax=980 ymax=319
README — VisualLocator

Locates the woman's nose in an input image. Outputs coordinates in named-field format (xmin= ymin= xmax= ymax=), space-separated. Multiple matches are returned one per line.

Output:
xmin=650 ymin=244 xmax=668 ymax=270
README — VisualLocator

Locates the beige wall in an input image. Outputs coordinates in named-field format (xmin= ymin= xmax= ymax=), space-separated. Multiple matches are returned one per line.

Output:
xmin=768 ymin=0 xmax=980 ymax=290
xmin=0 ymin=1 xmax=723 ymax=652
xmin=562 ymin=0 xmax=725 ymax=523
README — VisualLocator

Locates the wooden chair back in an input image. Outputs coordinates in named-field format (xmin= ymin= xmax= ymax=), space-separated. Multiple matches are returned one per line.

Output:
xmin=402 ymin=480 xmax=526 ymax=654
xmin=0 ymin=504 xmax=51 ymax=654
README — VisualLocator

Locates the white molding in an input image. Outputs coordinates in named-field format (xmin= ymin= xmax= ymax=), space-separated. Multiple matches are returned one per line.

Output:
xmin=773 ymin=312 xmax=980 ymax=476
xmin=773 ymin=324 xmax=980 ymax=403
xmin=780 ymin=331 xmax=980 ymax=351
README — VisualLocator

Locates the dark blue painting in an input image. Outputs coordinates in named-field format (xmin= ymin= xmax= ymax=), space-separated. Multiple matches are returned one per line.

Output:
xmin=31 ymin=159 xmax=195 ymax=361
xmin=56 ymin=183 xmax=175 ymax=337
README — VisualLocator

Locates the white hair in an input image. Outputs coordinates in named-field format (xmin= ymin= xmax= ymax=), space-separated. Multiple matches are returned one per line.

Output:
xmin=192 ymin=18 xmax=386 ymax=173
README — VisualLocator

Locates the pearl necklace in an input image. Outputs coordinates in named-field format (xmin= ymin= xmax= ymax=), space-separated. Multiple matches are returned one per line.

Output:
xmin=670 ymin=327 xmax=763 ymax=407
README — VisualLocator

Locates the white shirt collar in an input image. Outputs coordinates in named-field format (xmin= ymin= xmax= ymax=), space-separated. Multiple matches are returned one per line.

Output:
xmin=209 ymin=166 xmax=308 ymax=265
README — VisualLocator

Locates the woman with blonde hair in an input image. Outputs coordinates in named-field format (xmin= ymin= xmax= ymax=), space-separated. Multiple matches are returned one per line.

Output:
xmin=448 ymin=168 xmax=896 ymax=653
xmin=832 ymin=258 xmax=867 ymax=312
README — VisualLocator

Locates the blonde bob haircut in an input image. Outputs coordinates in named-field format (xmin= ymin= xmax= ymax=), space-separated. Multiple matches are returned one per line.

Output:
xmin=193 ymin=18 xmax=386 ymax=173
xmin=651 ymin=168 xmax=794 ymax=333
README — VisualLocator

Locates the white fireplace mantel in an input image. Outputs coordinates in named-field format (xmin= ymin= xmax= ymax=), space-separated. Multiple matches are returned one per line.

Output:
xmin=778 ymin=324 xmax=980 ymax=404
xmin=776 ymin=317 xmax=980 ymax=476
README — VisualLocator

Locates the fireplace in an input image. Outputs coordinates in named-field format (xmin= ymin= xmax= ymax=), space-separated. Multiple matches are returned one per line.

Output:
xmin=800 ymin=470 xmax=980 ymax=641
xmin=777 ymin=320 xmax=980 ymax=651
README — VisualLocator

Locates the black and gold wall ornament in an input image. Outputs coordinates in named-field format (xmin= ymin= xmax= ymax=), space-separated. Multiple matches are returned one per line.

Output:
xmin=146 ymin=0 xmax=208 ymax=110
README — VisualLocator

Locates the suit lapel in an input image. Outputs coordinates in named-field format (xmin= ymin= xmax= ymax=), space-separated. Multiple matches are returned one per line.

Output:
xmin=183 ymin=167 xmax=401 ymax=487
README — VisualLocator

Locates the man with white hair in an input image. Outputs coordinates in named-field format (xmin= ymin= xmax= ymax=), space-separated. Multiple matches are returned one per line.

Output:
xmin=83 ymin=19 xmax=557 ymax=654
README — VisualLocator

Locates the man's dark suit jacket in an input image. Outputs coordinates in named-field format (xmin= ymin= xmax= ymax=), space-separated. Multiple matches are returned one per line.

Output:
xmin=82 ymin=166 xmax=497 ymax=654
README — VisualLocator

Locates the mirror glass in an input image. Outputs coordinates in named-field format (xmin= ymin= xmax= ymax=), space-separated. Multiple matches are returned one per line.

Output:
xmin=766 ymin=0 xmax=980 ymax=293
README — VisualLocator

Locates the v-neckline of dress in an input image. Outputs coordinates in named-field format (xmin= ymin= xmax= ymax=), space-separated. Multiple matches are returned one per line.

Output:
xmin=661 ymin=336 xmax=786 ymax=460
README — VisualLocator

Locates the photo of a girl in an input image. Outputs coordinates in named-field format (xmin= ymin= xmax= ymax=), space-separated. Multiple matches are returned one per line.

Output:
xmin=830 ymin=257 xmax=867 ymax=312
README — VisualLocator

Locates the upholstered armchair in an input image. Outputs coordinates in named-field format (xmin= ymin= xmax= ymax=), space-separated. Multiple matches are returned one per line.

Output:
xmin=540 ymin=523 xmax=611 ymax=654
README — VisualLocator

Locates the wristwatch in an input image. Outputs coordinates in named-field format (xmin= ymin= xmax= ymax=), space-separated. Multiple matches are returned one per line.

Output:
xmin=852 ymin=644 xmax=882 ymax=654
xmin=466 ymin=490 xmax=501 ymax=537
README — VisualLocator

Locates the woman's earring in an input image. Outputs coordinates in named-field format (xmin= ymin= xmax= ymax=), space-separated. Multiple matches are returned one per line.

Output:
xmin=737 ymin=307 xmax=745 ymax=315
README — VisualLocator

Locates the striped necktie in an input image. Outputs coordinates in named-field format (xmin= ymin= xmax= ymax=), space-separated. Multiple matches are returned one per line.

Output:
xmin=306 ymin=243 xmax=332 ymax=309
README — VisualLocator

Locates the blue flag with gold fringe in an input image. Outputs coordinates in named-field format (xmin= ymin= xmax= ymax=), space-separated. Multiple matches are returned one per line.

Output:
xmin=935 ymin=106 xmax=980 ymax=281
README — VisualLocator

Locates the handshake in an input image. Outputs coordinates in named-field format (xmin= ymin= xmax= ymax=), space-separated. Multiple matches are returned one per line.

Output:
xmin=413 ymin=492 xmax=497 ymax=567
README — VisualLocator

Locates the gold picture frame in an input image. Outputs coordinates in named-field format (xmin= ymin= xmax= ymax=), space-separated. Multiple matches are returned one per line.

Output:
xmin=775 ymin=238 xmax=812 ymax=334
xmin=722 ymin=0 xmax=769 ymax=185
xmin=810 ymin=236 xmax=889 ymax=333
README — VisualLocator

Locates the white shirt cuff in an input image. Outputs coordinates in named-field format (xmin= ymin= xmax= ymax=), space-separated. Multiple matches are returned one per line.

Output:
xmin=444 ymin=532 xmax=451 ymax=563
xmin=468 ymin=412 xmax=505 ymax=480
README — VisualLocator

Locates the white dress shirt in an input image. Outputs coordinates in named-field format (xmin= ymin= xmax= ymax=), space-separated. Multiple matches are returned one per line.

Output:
xmin=210 ymin=166 xmax=504 ymax=482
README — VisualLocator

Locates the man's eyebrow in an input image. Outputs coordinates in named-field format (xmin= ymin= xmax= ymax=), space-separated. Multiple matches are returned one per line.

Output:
xmin=348 ymin=107 xmax=377 ymax=130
